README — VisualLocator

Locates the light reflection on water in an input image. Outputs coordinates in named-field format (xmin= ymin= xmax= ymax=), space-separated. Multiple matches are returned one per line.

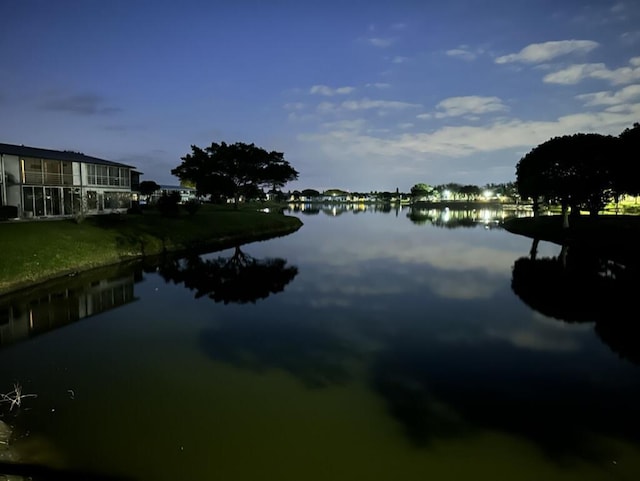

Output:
xmin=0 ymin=207 xmax=639 ymax=481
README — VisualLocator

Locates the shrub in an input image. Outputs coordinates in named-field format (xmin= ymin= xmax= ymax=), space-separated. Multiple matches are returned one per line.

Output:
xmin=0 ymin=205 xmax=18 ymax=221
xmin=156 ymin=191 xmax=181 ymax=217
xmin=183 ymin=199 xmax=201 ymax=215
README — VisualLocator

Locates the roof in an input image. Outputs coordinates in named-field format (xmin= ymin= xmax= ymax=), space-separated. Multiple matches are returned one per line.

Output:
xmin=0 ymin=142 xmax=135 ymax=169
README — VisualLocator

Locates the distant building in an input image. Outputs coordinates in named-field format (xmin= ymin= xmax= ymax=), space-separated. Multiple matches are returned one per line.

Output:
xmin=148 ymin=185 xmax=197 ymax=204
xmin=0 ymin=142 xmax=139 ymax=218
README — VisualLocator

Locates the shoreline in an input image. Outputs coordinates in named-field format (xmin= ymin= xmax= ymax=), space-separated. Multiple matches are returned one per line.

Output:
xmin=0 ymin=206 xmax=303 ymax=296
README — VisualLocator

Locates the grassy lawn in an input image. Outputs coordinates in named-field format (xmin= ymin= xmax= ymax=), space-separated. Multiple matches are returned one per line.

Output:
xmin=0 ymin=204 xmax=302 ymax=294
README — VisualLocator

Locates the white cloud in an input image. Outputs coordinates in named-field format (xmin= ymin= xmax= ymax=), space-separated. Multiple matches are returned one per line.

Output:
xmin=620 ymin=31 xmax=640 ymax=45
xmin=365 ymin=82 xmax=391 ymax=89
xmin=543 ymin=57 xmax=640 ymax=85
xmin=392 ymin=56 xmax=409 ymax=64
xmin=431 ymin=96 xmax=509 ymax=119
xmin=310 ymin=85 xmax=355 ymax=96
xmin=576 ymin=84 xmax=640 ymax=106
xmin=316 ymin=101 xmax=336 ymax=114
xmin=340 ymin=98 xmax=422 ymax=112
xmin=542 ymin=63 xmax=607 ymax=84
xmin=300 ymin=107 xmax=640 ymax=161
xmin=446 ymin=48 xmax=477 ymax=61
xmin=495 ymin=40 xmax=599 ymax=64
xmin=367 ymin=37 xmax=394 ymax=47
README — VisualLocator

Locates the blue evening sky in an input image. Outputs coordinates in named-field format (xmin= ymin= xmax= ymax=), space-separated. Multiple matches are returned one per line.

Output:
xmin=1 ymin=0 xmax=639 ymax=192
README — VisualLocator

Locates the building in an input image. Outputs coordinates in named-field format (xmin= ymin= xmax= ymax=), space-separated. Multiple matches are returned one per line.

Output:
xmin=149 ymin=185 xmax=197 ymax=204
xmin=0 ymin=142 xmax=139 ymax=218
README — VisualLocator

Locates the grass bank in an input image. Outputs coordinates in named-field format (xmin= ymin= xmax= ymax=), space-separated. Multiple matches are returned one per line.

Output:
xmin=0 ymin=204 xmax=302 ymax=295
xmin=503 ymin=214 xmax=640 ymax=263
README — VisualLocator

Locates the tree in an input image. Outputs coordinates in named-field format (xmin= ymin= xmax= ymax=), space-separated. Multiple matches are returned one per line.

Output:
xmin=615 ymin=122 xmax=640 ymax=198
xmin=301 ymin=188 xmax=320 ymax=198
xmin=139 ymin=180 xmax=161 ymax=203
xmin=515 ymin=133 xmax=617 ymax=226
xmin=172 ymin=142 xmax=298 ymax=209
xmin=459 ymin=184 xmax=481 ymax=200
xmin=410 ymin=183 xmax=433 ymax=200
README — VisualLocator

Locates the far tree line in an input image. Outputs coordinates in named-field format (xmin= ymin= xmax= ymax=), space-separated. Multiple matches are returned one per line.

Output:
xmin=138 ymin=122 xmax=638 ymax=216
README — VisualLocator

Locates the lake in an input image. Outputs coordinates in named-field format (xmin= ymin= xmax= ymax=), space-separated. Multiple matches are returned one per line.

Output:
xmin=1 ymin=205 xmax=639 ymax=481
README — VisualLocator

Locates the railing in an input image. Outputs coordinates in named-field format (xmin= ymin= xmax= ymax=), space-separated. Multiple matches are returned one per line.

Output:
xmin=22 ymin=171 xmax=73 ymax=185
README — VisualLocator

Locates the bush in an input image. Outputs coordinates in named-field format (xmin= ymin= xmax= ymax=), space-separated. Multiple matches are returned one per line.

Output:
xmin=183 ymin=199 xmax=201 ymax=215
xmin=156 ymin=191 xmax=181 ymax=217
xmin=0 ymin=205 xmax=18 ymax=221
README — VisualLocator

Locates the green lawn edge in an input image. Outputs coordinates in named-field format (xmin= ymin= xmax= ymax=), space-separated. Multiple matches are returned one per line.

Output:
xmin=0 ymin=205 xmax=303 ymax=295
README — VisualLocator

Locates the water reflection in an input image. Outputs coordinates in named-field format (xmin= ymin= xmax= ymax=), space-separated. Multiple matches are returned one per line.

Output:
xmin=0 ymin=263 xmax=142 ymax=347
xmin=200 ymin=320 xmax=355 ymax=388
xmin=511 ymin=241 xmax=640 ymax=364
xmin=286 ymin=203 xmax=406 ymax=216
xmin=2 ymin=210 xmax=640 ymax=480
xmin=408 ymin=207 xmax=509 ymax=228
xmin=156 ymin=245 xmax=298 ymax=304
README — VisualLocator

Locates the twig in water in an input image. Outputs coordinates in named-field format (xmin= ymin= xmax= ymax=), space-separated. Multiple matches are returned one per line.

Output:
xmin=0 ymin=383 xmax=37 ymax=411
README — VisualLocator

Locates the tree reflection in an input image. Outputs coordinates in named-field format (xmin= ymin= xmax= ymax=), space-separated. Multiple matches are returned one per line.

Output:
xmin=157 ymin=246 xmax=298 ymax=304
xmin=511 ymin=241 xmax=639 ymax=362
xmin=368 ymin=242 xmax=640 ymax=454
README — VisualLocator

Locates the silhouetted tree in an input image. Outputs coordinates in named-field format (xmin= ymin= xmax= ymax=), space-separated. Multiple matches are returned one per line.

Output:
xmin=615 ymin=122 xmax=640 ymax=198
xmin=515 ymin=133 xmax=618 ymax=226
xmin=172 ymin=142 xmax=298 ymax=209
xmin=139 ymin=180 xmax=160 ymax=203
xmin=459 ymin=184 xmax=481 ymax=200
xmin=301 ymin=188 xmax=320 ymax=198
xmin=410 ymin=183 xmax=433 ymax=200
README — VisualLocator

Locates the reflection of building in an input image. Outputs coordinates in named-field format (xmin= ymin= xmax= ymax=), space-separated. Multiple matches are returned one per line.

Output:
xmin=0 ymin=266 xmax=140 ymax=347
xmin=0 ymin=142 xmax=139 ymax=218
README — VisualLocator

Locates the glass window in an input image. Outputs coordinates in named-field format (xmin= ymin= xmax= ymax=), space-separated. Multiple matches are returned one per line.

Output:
xmin=63 ymin=188 xmax=73 ymax=215
xmin=34 ymin=187 xmax=44 ymax=216
xmin=87 ymin=190 xmax=98 ymax=210
xmin=22 ymin=187 xmax=34 ymax=215
xmin=44 ymin=160 xmax=62 ymax=185
xmin=22 ymin=158 xmax=43 ymax=184
xmin=62 ymin=162 xmax=73 ymax=185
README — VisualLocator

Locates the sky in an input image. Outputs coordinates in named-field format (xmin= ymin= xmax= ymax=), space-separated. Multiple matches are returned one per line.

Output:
xmin=1 ymin=0 xmax=639 ymax=192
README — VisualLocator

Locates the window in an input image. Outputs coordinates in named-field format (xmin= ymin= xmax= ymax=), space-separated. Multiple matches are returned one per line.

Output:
xmin=87 ymin=190 xmax=98 ymax=210
xmin=21 ymin=158 xmax=74 ymax=186
xmin=21 ymin=158 xmax=43 ymax=184
xmin=104 ymin=191 xmax=131 ymax=209
xmin=86 ymin=164 xmax=130 ymax=187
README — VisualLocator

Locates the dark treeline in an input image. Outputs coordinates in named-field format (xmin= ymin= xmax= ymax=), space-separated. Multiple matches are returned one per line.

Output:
xmin=515 ymin=122 xmax=640 ymax=224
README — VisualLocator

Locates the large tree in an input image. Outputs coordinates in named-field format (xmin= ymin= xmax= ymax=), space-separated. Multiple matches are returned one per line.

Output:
xmin=410 ymin=183 xmax=433 ymax=200
xmin=172 ymin=142 xmax=298 ymax=208
xmin=615 ymin=122 xmax=640 ymax=198
xmin=516 ymin=133 xmax=618 ymax=226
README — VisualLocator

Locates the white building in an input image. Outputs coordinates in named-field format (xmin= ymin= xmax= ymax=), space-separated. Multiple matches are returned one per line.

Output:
xmin=0 ymin=142 xmax=139 ymax=218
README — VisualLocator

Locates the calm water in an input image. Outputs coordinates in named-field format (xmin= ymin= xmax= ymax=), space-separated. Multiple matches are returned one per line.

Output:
xmin=1 ymin=206 xmax=639 ymax=481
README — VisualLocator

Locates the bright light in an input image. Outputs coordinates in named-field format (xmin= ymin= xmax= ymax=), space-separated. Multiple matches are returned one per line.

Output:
xmin=483 ymin=190 xmax=493 ymax=199
xmin=443 ymin=190 xmax=451 ymax=200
